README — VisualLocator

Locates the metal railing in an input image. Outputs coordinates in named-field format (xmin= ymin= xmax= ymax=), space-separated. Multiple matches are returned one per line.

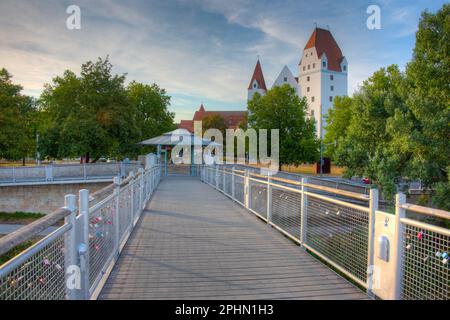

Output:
xmin=395 ymin=196 xmax=450 ymax=300
xmin=0 ymin=165 xmax=161 ymax=300
xmin=0 ymin=162 xmax=142 ymax=185
xmin=201 ymin=164 xmax=450 ymax=300
xmin=201 ymin=164 xmax=374 ymax=289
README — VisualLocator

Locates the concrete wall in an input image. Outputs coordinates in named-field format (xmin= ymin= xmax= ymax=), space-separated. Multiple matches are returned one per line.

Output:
xmin=0 ymin=182 xmax=110 ymax=214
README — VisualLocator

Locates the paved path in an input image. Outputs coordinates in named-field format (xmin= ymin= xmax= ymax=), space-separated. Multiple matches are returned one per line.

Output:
xmin=100 ymin=177 xmax=368 ymax=300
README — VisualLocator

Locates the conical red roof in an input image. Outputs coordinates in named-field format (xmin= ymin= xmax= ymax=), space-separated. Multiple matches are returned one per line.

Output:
xmin=248 ymin=60 xmax=267 ymax=90
xmin=304 ymin=28 xmax=344 ymax=72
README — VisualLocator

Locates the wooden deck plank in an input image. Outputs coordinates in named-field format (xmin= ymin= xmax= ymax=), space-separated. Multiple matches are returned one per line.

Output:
xmin=99 ymin=177 xmax=368 ymax=300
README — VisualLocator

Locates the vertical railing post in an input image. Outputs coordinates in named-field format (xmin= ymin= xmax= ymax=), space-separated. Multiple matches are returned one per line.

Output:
xmin=267 ymin=174 xmax=272 ymax=224
xmin=83 ymin=163 xmax=87 ymax=180
xmin=119 ymin=162 xmax=124 ymax=177
xmin=78 ymin=189 xmax=90 ymax=299
xmin=139 ymin=168 xmax=145 ymax=212
xmin=244 ymin=170 xmax=250 ymax=208
xmin=64 ymin=194 xmax=78 ymax=300
xmin=12 ymin=167 xmax=16 ymax=183
xmin=45 ymin=164 xmax=53 ymax=181
xmin=222 ymin=166 xmax=226 ymax=192
xmin=393 ymin=192 xmax=406 ymax=300
xmin=215 ymin=165 xmax=219 ymax=189
xmin=300 ymin=177 xmax=308 ymax=245
xmin=367 ymin=188 xmax=379 ymax=297
xmin=231 ymin=167 xmax=235 ymax=200
xmin=129 ymin=171 xmax=135 ymax=224
xmin=113 ymin=177 xmax=121 ymax=255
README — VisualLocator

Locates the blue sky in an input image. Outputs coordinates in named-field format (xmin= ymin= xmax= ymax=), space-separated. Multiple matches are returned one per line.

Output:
xmin=0 ymin=0 xmax=447 ymax=122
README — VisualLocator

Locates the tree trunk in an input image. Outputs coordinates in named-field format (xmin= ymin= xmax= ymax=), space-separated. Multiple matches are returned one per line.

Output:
xmin=22 ymin=157 xmax=26 ymax=166
xmin=81 ymin=153 xmax=91 ymax=164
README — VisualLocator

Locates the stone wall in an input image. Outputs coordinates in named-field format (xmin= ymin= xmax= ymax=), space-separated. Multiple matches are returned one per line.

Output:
xmin=0 ymin=182 xmax=110 ymax=214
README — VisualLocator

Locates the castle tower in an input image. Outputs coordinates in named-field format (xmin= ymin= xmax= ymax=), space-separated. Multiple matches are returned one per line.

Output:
xmin=298 ymin=27 xmax=348 ymax=138
xmin=247 ymin=59 xmax=267 ymax=101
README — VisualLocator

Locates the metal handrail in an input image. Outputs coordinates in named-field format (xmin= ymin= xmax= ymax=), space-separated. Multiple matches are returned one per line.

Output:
xmin=401 ymin=203 xmax=450 ymax=220
xmin=0 ymin=207 xmax=71 ymax=256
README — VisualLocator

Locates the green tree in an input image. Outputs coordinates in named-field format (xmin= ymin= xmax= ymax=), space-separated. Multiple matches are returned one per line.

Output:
xmin=202 ymin=114 xmax=227 ymax=135
xmin=323 ymin=96 xmax=353 ymax=158
xmin=248 ymin=84 xmax=319 ymax=170
xmin=127 ymin=81 xmax=175 ymax=142
xmin=39 ymin=57 xmax=139 ymax=162
xmin=323 ymin=4 xmax=450 ymax=205
xmin=0 ymin=68 xmax=36 ymax=163
xmin=327 ymin=66 xmax=409 ymax=197
xmin=404 ymin=4 xmax=450 ymax=201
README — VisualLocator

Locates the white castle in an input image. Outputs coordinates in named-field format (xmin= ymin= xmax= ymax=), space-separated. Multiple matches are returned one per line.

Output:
xmin=247 ymin=27 xmax=348 ymax=139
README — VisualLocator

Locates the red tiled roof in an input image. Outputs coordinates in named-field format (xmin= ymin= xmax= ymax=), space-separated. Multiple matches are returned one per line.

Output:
xmin=178 ymin=105 xmax=247 ymax=133
xmin=304 ymin=28 xmax=344 ymax=72
xmin=248 ymin=60 xmax=267 ymax=90
xmin=178 ymin=120 xmax=194 ymax=132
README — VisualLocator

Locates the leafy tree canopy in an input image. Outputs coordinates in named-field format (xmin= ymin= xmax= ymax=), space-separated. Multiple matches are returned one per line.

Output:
xmin=39 ymin=57 xmax=175 ymax=162
xmin=248 ymin=84 xmax=319 ymax=169
xmin=324 ymin=4 xmax=450 ymax=206
xmin=0 ymin=68 xmax=36 ymax=161
xmin=202 ymin=114 xmax=227 ymax=136
xmin=127 ymin=81 xmax=175 ymax=141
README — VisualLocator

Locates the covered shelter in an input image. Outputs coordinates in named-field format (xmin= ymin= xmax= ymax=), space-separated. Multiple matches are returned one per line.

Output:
xmin=139 ymin=129 xmax=217 ymax=176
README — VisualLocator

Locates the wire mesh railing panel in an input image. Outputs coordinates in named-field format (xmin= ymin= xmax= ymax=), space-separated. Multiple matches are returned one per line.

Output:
xmin=305 ymin=194 xmax=369 ymax=283
xmin=234 ymin=175 xmax=245 ymax=204
xmin=88 ymin=196 xmax=116 ymax=288
xmin=249 ymin=180 xmax=267 ymax=219
xmin=133 ymin=179 xmax=141 ymax=217
xmin=52 ymin=165 xmax=84 ymax=180
xmin=400 ymin=222 xmax=450 ymax=300
xmin=271 ymin=187 xmax=302 ymax=241
xmin=85 ymin=163 xmax=120 ymax=178
xmin=0 ymin=231 xmax=67 ymax=300
xmin=308 ymin=177 xmax=369 ymax=195
xmin=12 ymin=166 xmax=46 ymax=182
xmin=211 ymin=169 xmax=216 ymax=186
xmin=0 ymin=167 xmax=14 ymax=183
xmin=119 ymin=185 xmax=132 ymax=241
xmin=224 ymin=171 xmax=233 ymax=196
xmin=218 ymin=170 xmax=224 ymax=191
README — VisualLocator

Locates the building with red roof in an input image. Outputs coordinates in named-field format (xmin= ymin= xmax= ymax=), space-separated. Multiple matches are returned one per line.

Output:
xmin=246 ymin=27 xmax=348 ymax=139
xmin=177 ymin=104 xmax=247 ymax=133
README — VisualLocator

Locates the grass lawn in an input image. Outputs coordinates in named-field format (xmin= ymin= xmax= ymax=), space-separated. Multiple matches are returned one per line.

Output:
xmin=0 ymin=212 xmax=45 ymax=224
xmin=0 ymin=235 xmax=39 ymax=265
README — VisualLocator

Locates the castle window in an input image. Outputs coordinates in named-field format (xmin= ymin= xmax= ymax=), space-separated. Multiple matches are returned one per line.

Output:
xmin=308 ymin=65 xmax=310 ymax=70
xmin=253 ymin=83 xmax=257 ymax=88
xmin=313 ymin=63 xmax=316 ymax=68
xmin=329 ymin=96 xmax=333 ymax=102
xmin=307 ymin=87 xmax=310 ymax=92
xmin=323 ymin=61 xmax=326 ymax=67
xmin=330 ymin=85 xmax=334 ymax=91
xmin=284 ymin=77 xmax=287 ymax=82
xmin=311 ymin=96 xmax=315 ymax=102
xmin=307 ymin=76 xmax=310 ymax=82
xmin=330 ymin=75 xmax=334 ymax=81
xmin=303 ymin=66 xmax=306 ymax=71
xmin=311 ymin=110 xmax=315 ymax=117
xmin=343 ymin=65 xmax=347 ymax=71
